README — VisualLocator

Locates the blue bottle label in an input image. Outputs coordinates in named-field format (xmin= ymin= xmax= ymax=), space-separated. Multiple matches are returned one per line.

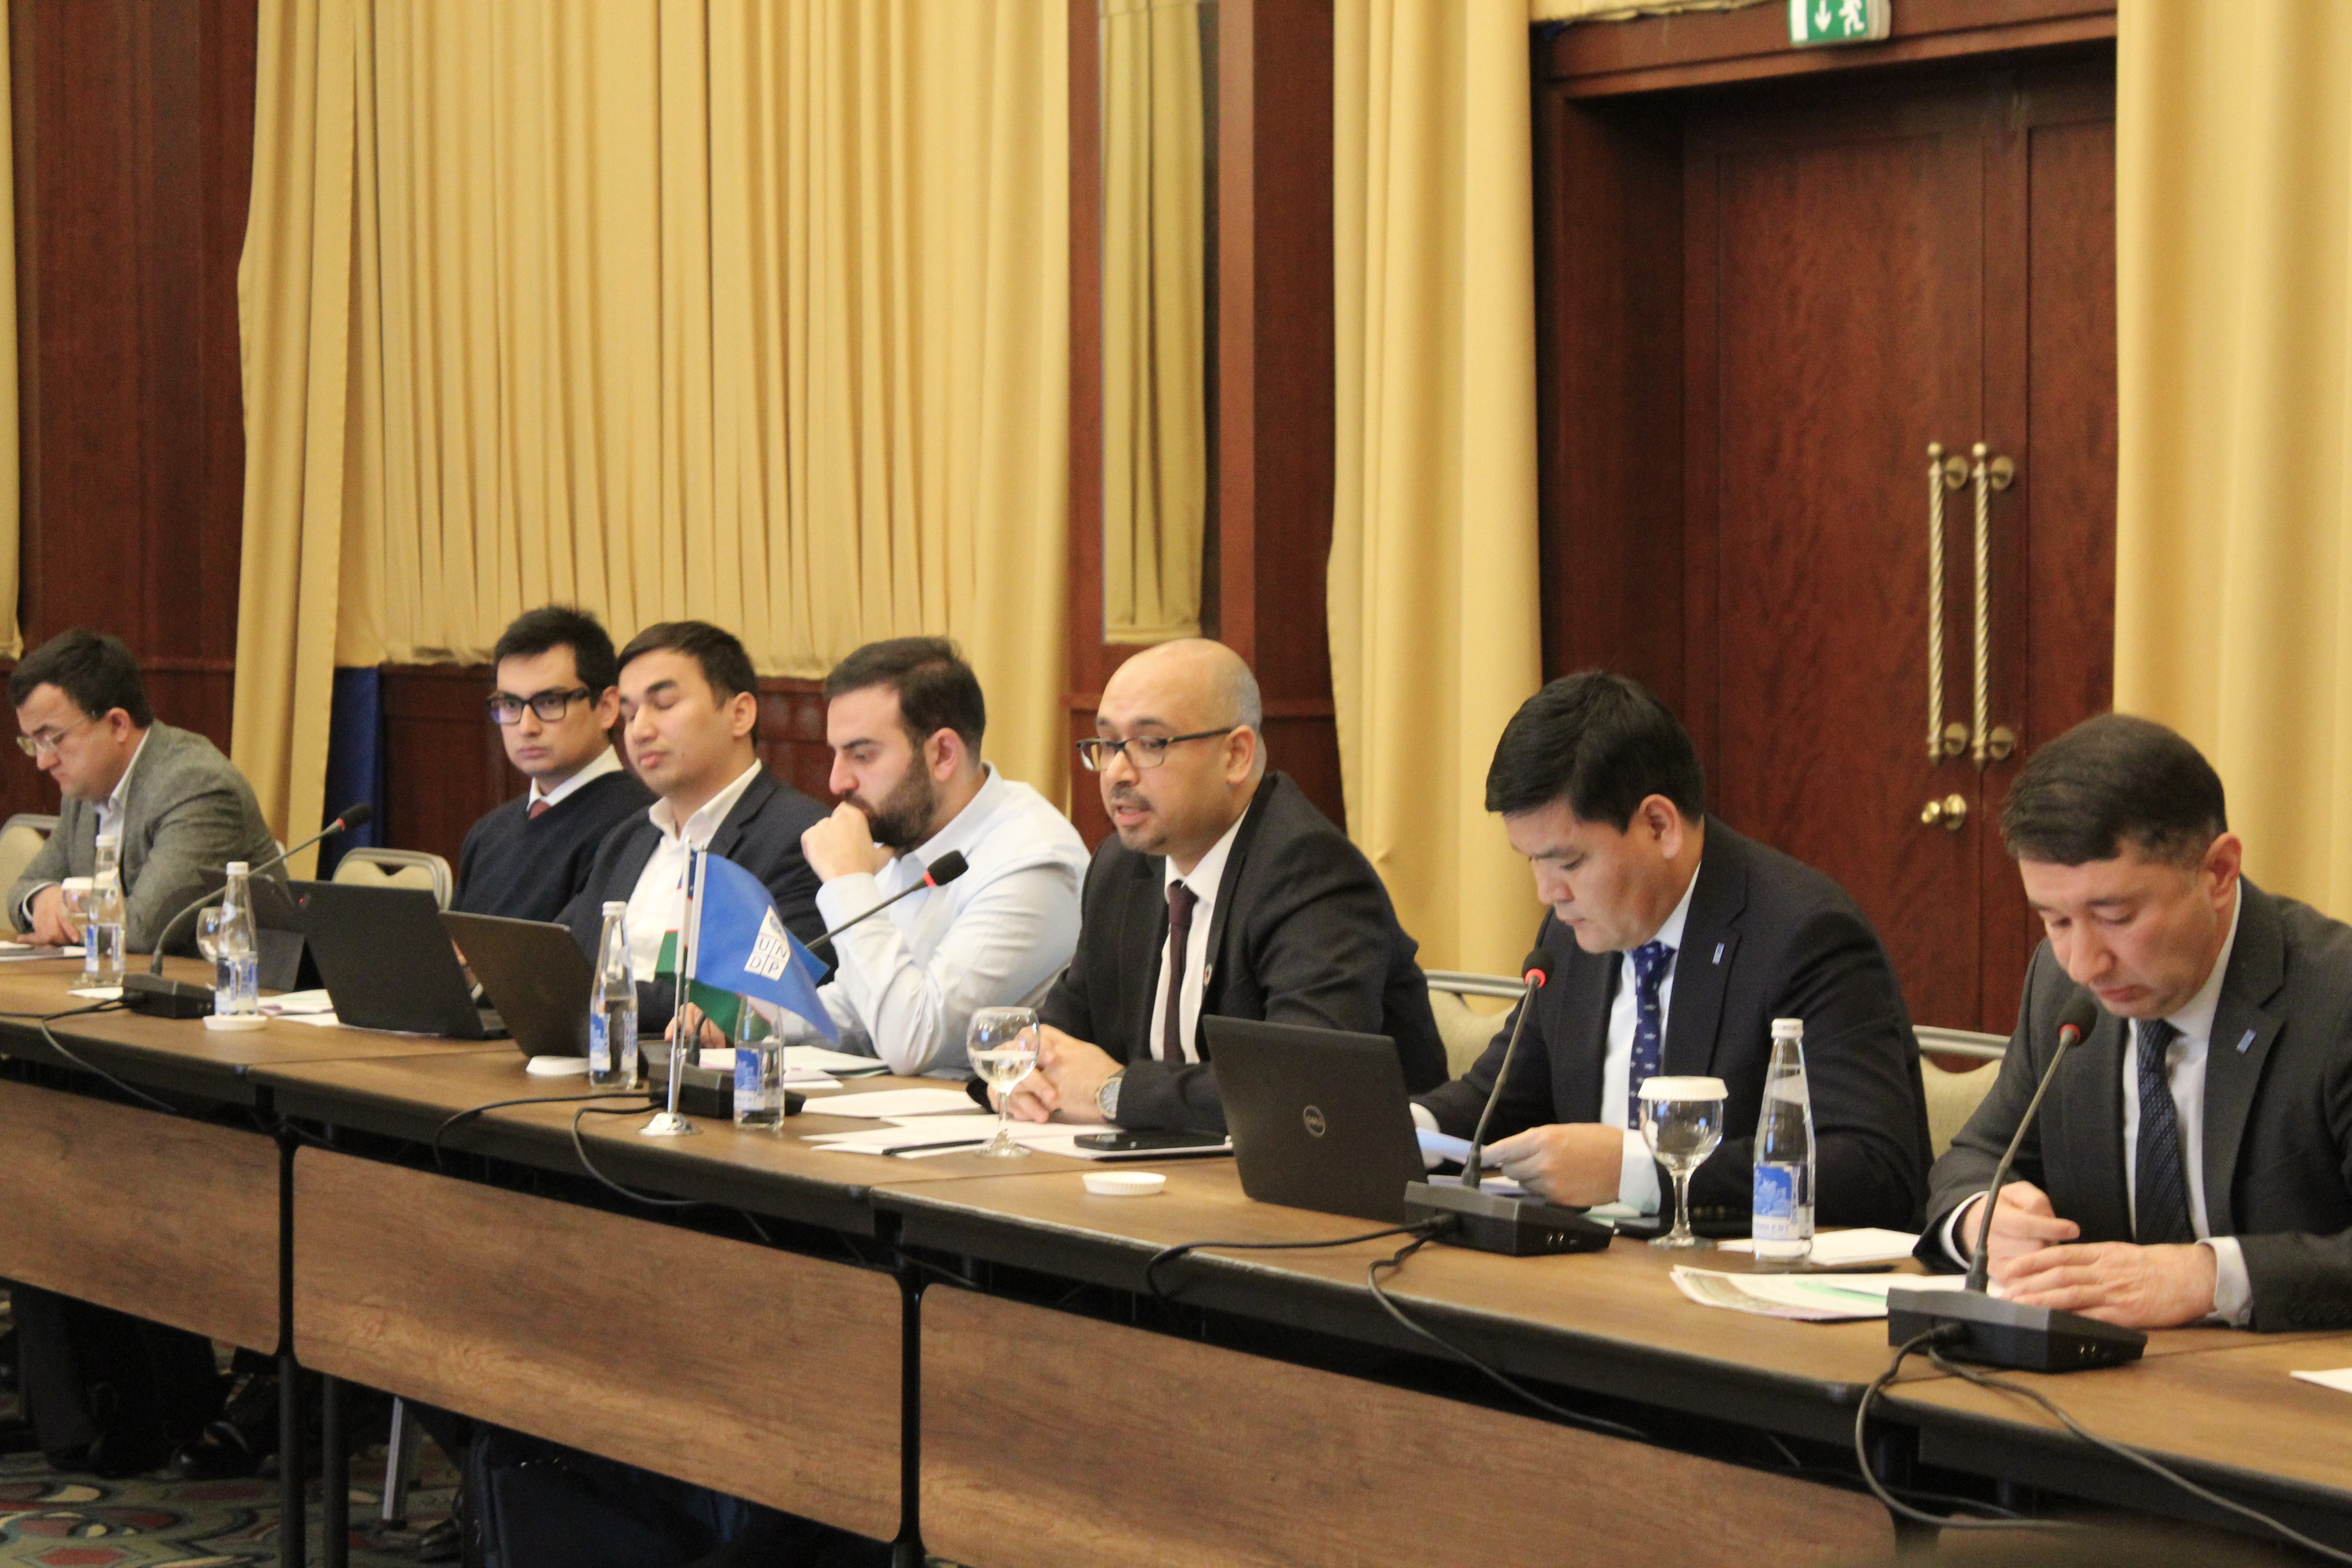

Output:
xmin=734 ymin=1046 xmax=758 ymax=1095
xmin=588 ymin=1014 xmax=610 ymax=1074
xmin=1753 ymin=1163 xmax=1800 ymax=1241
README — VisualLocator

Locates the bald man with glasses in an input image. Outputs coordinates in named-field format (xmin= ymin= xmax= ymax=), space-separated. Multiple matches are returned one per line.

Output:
xmin=998 ymin=639 xmax=1446 ymax=1133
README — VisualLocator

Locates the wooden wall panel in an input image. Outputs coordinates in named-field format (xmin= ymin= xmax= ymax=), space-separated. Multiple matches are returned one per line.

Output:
xmin=378 ymin=666 xmax=838 ymax=868
xmin=0 ymin=0 xmax=256 ymax=822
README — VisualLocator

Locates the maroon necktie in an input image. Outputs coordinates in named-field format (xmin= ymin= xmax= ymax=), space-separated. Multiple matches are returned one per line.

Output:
xmin=527 ymin=799 xmax=551 ymax=820
xmin=1160 ymin=882 xmax=1197 ymax=1063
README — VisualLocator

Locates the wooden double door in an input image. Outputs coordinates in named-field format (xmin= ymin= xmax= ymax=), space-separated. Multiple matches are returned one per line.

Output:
xmin=1683 ymin=64 xmax=2117 ymax=1033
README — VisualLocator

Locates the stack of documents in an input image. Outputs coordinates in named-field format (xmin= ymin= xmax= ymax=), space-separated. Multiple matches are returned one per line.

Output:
xmin=1716 ymin=1228 xmax=1920 ymax=1266
xmin=1671 ymin=1269 xmax=1966 ymax=1321
xmin=805 ymin=1114 xmax=1075 ymax=1159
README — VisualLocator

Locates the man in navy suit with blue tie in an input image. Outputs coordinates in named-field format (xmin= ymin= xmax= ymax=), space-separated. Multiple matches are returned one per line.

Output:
xmin=1414 ymin=673 xmax=1931 ymax=1231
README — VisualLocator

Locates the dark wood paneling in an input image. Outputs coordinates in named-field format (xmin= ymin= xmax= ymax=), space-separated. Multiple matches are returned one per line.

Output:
xmin=1067 ymin=0 xmax=1341 ymax=850
xmin=1544 ymin=0 xmax=2116 ymax=99
xmin=379 ymin=666 xmax=839 ymax=869
xmin=0 ymin=0 xmax=255 ymax=823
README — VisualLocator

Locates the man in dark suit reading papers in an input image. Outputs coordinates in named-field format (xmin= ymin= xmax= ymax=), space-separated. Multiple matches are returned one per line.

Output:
xmin=1414 ymin=673 xmax=1931 ymax=1231
xmin=1001 ymin=638 xmax=1446 ymax=1131
xmin=1925 ymin=714 xmax=2352 ymax=1331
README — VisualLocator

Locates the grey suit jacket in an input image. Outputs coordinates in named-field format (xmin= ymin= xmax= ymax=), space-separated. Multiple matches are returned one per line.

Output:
xmin=8 ymin=722 xmax=282 ymax=954
xmin=1925 ymin=881 xmax=2352 ymax=1331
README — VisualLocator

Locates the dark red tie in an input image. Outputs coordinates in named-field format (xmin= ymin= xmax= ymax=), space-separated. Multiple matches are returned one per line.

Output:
xmin=527 ymin=799 xmax=551 ymax=820
xmin=1160 ymin=882 xmax=1198 ymax=1064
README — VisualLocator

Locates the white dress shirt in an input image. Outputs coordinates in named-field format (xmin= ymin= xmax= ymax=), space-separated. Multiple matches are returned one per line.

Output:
xmin=527 ymin=745 xmax=622 ymax=812
xmin=1409 ymin=861 xmax=1700 ymax=1215
xmin=811 ymin=765 xmax=1089 ymax=1077
xmin=1144 ymin=811 xmax=1246 ymax=1065
xmin=1941 ymin=892 xmax=2251 ymax=1324
xmin=623 ymin=760 xmax=764 ymax=979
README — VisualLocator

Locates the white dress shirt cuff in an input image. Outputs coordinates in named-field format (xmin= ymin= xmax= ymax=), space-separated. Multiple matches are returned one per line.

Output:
xmin=1618 ymin=1129 xmax=1661 ymax=1215
xmin=813 ymin=871 xmax=885 ymax=934
xmin=1940 ymin=1191 xmax=1990 ymax=1268
xmin=2201 ymin=1236 xmax=2254 ymax=1327
xmin=1410 ymin=1102 xmax=1442 ymax=1170
xmin=16 ymin=882 xmax=55 ymax=931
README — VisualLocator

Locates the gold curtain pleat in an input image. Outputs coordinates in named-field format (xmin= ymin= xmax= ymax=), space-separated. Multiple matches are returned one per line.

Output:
xmin=1330 ymin=0 xmax=1545 ymax=975
xmin=1099 ymin=0 xmax=1208 ymax=644
xmin=0 ymin=13 xmax=20 ymax=660
xmin=2117 ymin=0 xmax=2352 ymax=914
xmin=237 ymin=0 xmax=1069 ymax=852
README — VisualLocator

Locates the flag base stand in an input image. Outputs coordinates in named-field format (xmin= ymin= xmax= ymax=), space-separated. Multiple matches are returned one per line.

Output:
xmin=639 ymin=1111 xmax=700 ymax=1137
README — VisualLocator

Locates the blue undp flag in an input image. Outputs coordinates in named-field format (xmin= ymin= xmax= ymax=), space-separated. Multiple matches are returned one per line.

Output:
xmin=688 ymin=852 xmax=838 ymax=1042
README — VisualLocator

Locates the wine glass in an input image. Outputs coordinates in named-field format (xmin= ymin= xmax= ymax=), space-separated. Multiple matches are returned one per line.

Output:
xmin=57 ymin=877 xmax=91 ymax=942
xmin=967 ymin=1007 xmax=1040 ymax=1158
xmin=196 ymin=905 xmax=225 ymax=962
xmin=1638 ymin=1075 xmax=1728 ymax=1250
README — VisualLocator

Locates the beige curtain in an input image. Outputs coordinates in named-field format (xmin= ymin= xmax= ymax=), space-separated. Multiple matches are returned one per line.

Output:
xmin=1100 ymin=0 xmax=1209 ymax=643
xmin=1331 ymin=0 xmax=1545 ymax=975
xmin=238 ymin=0 xmax=1069 ymax=859
xmin=0 ymin=14 xmax=22 ymax=660
xmin=2117 ymin=1 xmax=2352 ymax=914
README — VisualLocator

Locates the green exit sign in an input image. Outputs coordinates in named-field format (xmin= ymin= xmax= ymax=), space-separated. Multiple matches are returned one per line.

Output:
xmin=1789 ymin=0 xmax=1891 ymax=46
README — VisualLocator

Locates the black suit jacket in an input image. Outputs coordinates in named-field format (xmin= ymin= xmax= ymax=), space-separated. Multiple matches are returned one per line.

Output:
xmin=1417 ymin=822 xmax=1931 ymax=1230
xmin=1925 ymin=882 xmax=2352 ymax=1331
xmin=1039 ymin=772 xmax=1447 ymax=1132
xmin=559 ymin=767 xmax=828 ymax=1028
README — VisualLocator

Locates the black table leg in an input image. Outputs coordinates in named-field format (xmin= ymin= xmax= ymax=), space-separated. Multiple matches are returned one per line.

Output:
xmin=321 ymin=1374 xmax=348 ymax=1568
xmin=279 ymin=1355 xmax=305 ymax=1568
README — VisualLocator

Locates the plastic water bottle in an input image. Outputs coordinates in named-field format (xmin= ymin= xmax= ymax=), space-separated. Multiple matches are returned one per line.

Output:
xmin=733 ymin=1001 xmax=785 ymax=1130
xmin=588 ymin=902 xmax=639 ymax=1090
xmin=212 ymin=862 xmax=260 ymax=1019
xmin=1751 ymin=1017 xmax=1816 ymax=1268
xmin=83 ymin=833 xmax=126 ymax=986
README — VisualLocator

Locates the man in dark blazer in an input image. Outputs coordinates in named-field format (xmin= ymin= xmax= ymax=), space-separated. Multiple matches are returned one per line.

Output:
xmin=559 ymin=621 xmax=827 ymax=1028
xmin=1416 ymin=673 xmax=1930 ymax=1231
xmin=1003 ymin=638 xmax=1445 ymax=1133
xmin=1924 ymin=714 xmax=2352 ymax=1332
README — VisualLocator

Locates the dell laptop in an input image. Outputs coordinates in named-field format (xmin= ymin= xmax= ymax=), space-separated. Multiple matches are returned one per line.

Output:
xmin=1205 ymin=1018 xmax=1430 ymax=1224
xmin=441 ymin=911 xmax=602 ymax=1060
xmin=293 ymin=881 xmax=499 ymax=1039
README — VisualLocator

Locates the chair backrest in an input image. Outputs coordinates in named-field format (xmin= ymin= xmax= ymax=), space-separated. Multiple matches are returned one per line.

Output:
xmin=333 ymin=847 xmax=455 ymax=911
xmin=1916 ymin=1026 xmax=2006 ymax=1157
xmin=1423 ymin=969 xmax=1524 ymax=1080
xmin=0 ymin=814 xmax=57 ymax=934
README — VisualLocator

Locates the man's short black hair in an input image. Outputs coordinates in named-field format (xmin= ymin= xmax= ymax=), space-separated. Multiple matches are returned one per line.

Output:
xmin=1485 ymin=671 xmax=1705 ymax=828
xmin=617 ymin=621 xmax=761 ymax=713
xmin=8 ymin=628 xmax=152 ymax=729
xmin=2000 ymin=712 xmax=2227 ymax=867
xmin=492 ymin=605 xmax=618 ymax=694
xmin=823 ymin=637 xmax=986 ymax=754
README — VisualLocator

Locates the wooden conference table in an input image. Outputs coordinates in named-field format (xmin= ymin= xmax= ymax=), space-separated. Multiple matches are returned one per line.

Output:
xmin=0 ymin=957 xmax=2347 ymax=1567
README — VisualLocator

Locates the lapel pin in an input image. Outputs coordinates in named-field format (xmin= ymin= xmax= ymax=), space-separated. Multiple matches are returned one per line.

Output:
xmin=1713 ymin=942 xmax=1725 ymax=965
xmin=2237 ymin=1028 xmax=2255 ymax=1054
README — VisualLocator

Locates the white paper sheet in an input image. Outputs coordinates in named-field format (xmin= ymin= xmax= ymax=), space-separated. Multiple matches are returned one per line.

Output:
xmin=2291 ymin=1367 xmax=2352 ymax=1394
xmin=801 ymin=1087 xmax=986 ymax=1119
xmin=1718 ymin=1227 xmax=1921 ymax=1265
xmin=1671 ymin=1268 xmax=1966 ymax=1321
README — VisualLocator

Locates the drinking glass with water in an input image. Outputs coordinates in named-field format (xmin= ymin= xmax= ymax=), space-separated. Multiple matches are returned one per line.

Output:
xmin=968 ymin=1006 xmax=1041 ymax=1158
xmin=1638 ymin=1075 xmax=1728 ymax=1250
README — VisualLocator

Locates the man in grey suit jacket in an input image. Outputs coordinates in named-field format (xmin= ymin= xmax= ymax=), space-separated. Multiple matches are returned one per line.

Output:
xmin=6 ymin=629 xmax=279 ymax=954
xmin=1925 ymin=713 xmax=2352 ymax=1332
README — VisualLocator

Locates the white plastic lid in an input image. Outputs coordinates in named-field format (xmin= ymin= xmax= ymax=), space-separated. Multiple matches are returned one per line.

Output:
xmin=226 ymin=861 xmax=248 ymax=874
xmin=1637 ymin=1075 xmax=1728 ymax=1101
xmin=1771 ymin=1018 xmax=1804 ymax=1039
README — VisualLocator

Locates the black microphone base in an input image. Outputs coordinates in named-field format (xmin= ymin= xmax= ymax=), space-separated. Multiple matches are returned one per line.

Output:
xmin=1405 ymin=1181 xmax=1615 ymax=1256
xmin=120 ymin=973 xmax=214 ymax=1019
xmin=1886 ymin=1286 xmax=2145 ymax=1373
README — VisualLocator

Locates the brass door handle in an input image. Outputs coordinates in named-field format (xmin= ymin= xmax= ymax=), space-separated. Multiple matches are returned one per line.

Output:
xmin=1921 ymin=794 xmax=1968 ymax=831
xmin=1968 ymin=444 xmax=2017 ymax=767
xmin=1926 ymin=444 xmax=1968 ymax=761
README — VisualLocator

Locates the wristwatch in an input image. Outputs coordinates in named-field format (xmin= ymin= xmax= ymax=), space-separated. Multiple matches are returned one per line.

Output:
xmin=1096 ymin=1068 xmax=1126 ymax=1124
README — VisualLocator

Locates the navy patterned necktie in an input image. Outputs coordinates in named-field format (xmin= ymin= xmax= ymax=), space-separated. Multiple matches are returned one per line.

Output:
xmin=2134 ymin=1018 xmax=2196 ymax=1245
xmin=1624 ymin=940 xmax=1676 ymax=1125
xmin=1159 ymin=882 xmax=1198 ymax=1064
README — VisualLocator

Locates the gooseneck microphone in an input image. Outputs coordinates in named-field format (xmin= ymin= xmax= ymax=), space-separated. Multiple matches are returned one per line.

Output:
xmin=1964 ymin=990 xmax=2099 ymax=1294
xmin=1404 ymin=946 xmax=1613 ymax=1256
xmin=120 ymin=802 xmax=375 ymax=1017
xmin=811 ymin=850 xmax=968 ymax=947
xmin=1461 ymin=951 xmax=1553 ymax=1191
xmin=1886 ymin=990 xmax=2147 ymax=1372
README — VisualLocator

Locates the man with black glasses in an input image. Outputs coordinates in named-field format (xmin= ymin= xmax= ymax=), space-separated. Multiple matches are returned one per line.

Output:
xmin=1001 ymin=638 xmax=1446 ymax=1132
xmin=452 ymin=606 xmax=652 ymax=921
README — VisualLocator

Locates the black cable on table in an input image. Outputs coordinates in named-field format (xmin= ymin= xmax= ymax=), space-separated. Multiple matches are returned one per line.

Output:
xmin=1142 ymin=1220 xmax=1440 ymax=1300
xmin=1852 ymin=1329 xmax=2081 ymax=1535
xmin=1362 ymin=1231 xmax=1647 ymax=1442
xmin=428 ymin=1092 xmax=645 ymax=1169
xmin=567 ymin=1103 xmax=705 ymax=1208
xmin=1 ymin=1000 xmax=178 ymax=1115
